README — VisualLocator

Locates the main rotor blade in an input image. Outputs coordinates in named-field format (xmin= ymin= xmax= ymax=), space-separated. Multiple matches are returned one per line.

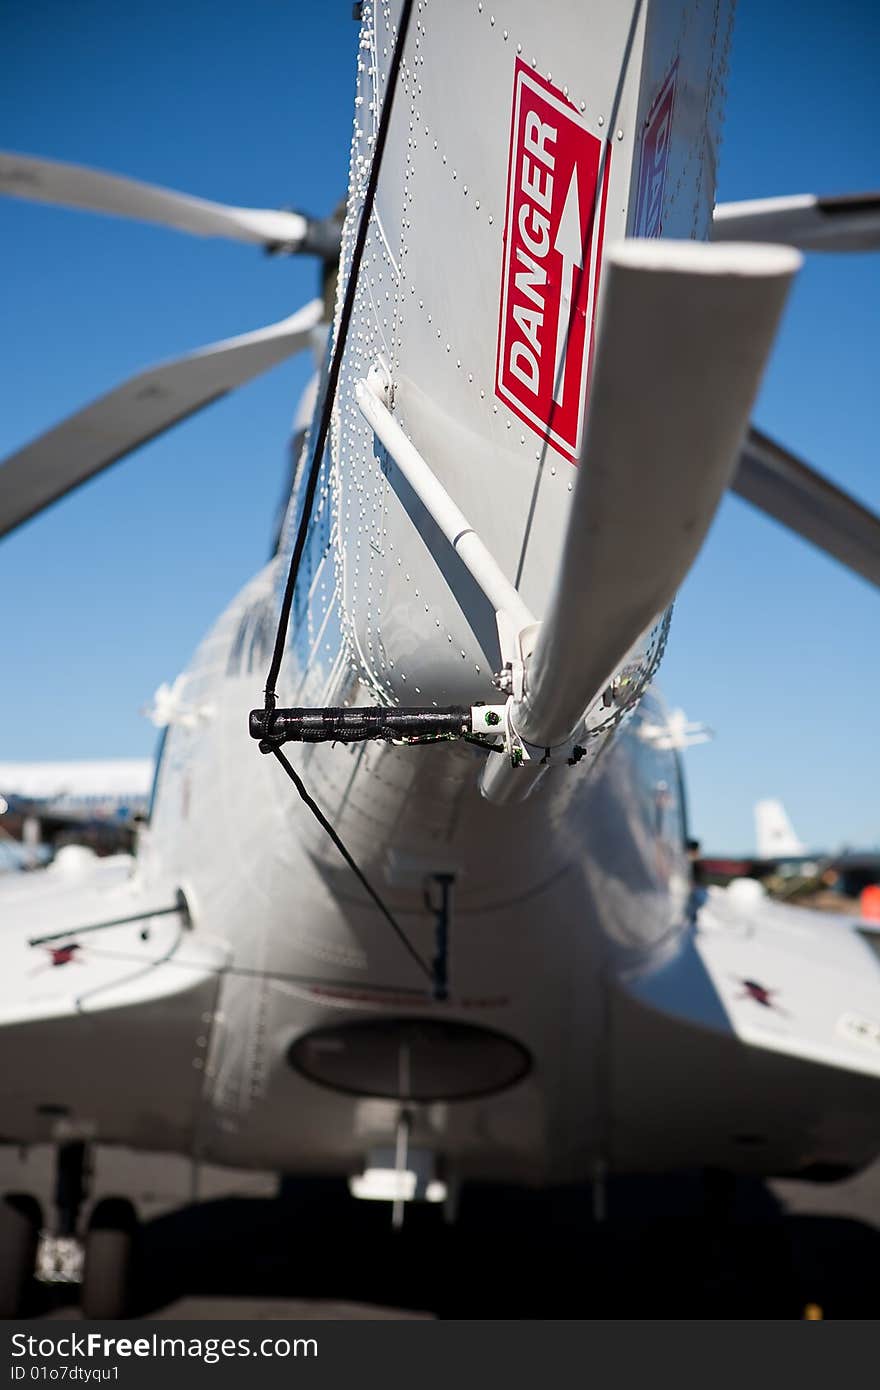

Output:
xmin=514 ymin=240 xmax=801 ymax=751
xmin=0 ymin=151 xmax=312 ymax=251
xmin=0 ymin=299 xmax=323 ymax=538
xmin=732 ymin=428 xmax=880 ymax=589
xmin=713 ymin=193 xmax=880 ymax=252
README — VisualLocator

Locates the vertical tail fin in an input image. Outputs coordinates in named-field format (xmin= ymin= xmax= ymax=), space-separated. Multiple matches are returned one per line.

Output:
xmin=754 ymin=799 xmax=806 ymax=859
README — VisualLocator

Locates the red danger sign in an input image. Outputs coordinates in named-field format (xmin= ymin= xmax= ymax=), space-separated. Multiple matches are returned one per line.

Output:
xmin=633 ymin=63 xmax=677 ymax=239
xmin=496 ymin=61 xmax=610 ymax=465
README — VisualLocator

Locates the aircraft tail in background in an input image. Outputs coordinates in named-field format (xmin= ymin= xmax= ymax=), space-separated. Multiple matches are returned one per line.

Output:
xmin=754 ymin=798 xmax=806 ymax=860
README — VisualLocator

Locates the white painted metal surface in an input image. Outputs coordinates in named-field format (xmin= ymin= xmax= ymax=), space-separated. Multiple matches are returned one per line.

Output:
xmin=354 ymin=376 xmax=536 ymax=638
xmin=515 ymin=238 xmax=801 ymax=748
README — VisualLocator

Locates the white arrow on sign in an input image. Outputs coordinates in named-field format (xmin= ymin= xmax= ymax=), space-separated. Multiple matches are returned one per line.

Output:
xmin=552 ymin=166 xmax=583 ymax=406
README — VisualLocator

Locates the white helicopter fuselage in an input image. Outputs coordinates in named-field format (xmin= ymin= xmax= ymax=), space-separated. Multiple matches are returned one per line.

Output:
xmin=130 ymin=546 xmax=880 ymax=1189
xmin=135 ymin=0 xmax=880 ymax=1188
xmin=4 ymin=0 xmax=880 ymax=1203
xmin=137 ymin=557 xmax=689 ymax=1186
xmin=131 ymin=0 xmax=714 ymax=1185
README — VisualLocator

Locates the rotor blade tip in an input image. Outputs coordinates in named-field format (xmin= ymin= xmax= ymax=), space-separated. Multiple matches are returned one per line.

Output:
xmin=613 ymin=238 xmax=802 ymax=278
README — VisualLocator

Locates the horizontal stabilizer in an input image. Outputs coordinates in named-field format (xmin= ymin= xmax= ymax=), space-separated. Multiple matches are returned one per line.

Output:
xmin=732 ymin=428 xmax=880 ymax=590
xmin=0 ymin=852 xmax=224 ymax=1148
xmin=0 ymin=151 xmax=313 ymax=251
xmin=0 ymin=299 xmax=323 ymax=538
xmin=713 ymin=192 xmax=880 ymax=252
xmin=694 ymin=885 xmax=880 ymax=1084
xmin=516 ymin=239 xmax=801 ymax=749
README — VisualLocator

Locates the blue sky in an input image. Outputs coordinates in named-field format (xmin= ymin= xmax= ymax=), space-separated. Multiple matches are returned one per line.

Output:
xmin=0 ymin=1 xmax=877 ymax=854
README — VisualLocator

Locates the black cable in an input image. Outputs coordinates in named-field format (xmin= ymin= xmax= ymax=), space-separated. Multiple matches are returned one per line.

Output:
xmin=270 ymin=744 xmax=433 ymax=984
xmin=254 ymin=2 xmax=431 ymax=990
xmin=263 ymin=0 xmax=415 ymax=714
xmin=253 ymin=0 xmax=429 ymax=993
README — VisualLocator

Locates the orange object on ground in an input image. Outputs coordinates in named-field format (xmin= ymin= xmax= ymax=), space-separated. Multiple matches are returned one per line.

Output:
xmin=859 ymin=883 xmax=880 ymax=921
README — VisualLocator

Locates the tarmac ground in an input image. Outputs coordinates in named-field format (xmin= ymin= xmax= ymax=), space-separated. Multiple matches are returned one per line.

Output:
xmin=3 ymin=1147 xmax=878 ymax=1319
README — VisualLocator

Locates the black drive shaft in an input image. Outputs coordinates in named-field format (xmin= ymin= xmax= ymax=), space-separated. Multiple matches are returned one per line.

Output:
xmin=249 ymin=706 xmax=471 ymax=746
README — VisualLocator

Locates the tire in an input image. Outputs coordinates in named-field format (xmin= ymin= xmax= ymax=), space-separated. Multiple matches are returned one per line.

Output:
xmin=0 ymin=1193 xmax=41 ymax=1317
xmin=81 ymin=1198 xmax=138 ymax=1319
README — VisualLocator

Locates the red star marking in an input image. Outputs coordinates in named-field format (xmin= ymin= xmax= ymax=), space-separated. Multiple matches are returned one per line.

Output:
xmin=738 ymin=978 xmax=780 ymax=1010
xmin=45 ymin=943 xmax=82 ymax=968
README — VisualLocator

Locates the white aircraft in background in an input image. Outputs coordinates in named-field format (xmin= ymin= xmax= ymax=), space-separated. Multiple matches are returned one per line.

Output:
xmin=753 ymin=798 xmax=811 ymax=862
xmin=0 ymin=760 xmax=153 ymax=826
xmin=0 ymin=761 xmax=153 ymax=870
xmin=638 ymin=708 xmax=713 ymax=752
xmin=750 ymin=800 xmax=880 ymax=896
xmin=1 ymin=0 xmax=880 ymax=1319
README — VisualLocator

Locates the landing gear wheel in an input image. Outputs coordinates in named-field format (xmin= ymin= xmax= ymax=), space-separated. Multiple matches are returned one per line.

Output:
xmin=0 ymin=1193 xmax=42 ymax=1317
xmin=81 ymin=1198 xmax=139 ymax=1319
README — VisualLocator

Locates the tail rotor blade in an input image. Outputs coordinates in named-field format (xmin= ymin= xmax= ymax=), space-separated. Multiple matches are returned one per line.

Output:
xmin=713 ymin=192 xmax=880 ymax=252
xmin=0 ymin=151 xmax=321 ymax=253
xmin=0 ymin=298 xmax=324 ymax=538
xmin=732 ymin=428 xmax=880 ymax=589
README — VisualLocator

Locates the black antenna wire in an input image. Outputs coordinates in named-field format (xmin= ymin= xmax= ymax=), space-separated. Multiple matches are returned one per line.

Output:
xmin=257 ymin=1 xmax=431 ymax=989
xmin=270 ymin=746 xmax=432 ymax=984
xmin=263 ymin=0 xmax=415 ymax=714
